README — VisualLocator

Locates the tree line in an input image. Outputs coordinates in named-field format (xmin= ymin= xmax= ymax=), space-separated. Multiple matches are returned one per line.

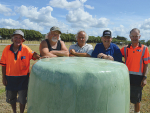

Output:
xmin=0 ymin=28 xmax=43 ymax=41
xmin=0 ymin=28 xmax=150 ymax=46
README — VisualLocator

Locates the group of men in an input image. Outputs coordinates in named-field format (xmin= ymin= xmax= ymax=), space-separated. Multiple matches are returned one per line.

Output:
xmin=0 ymin=26 xmax=149 ymax=113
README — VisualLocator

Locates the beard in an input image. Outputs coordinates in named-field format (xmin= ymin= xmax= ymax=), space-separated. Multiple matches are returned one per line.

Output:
xmin=52 ymin=37 xmax=58 ymax=42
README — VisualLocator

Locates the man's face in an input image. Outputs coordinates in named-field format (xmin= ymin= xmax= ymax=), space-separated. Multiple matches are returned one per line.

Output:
xmin=77 ymin=32 xmax=86 ymax=45
xmin=130 ymin=30 xmax=140 ymax=44
xmin=12 ymin=34 xmax=24 ymax=46
xmin=101 ymin=36 xmax=112 ymax=47
xmin=48 ymin=31 xmax=60 ymax=42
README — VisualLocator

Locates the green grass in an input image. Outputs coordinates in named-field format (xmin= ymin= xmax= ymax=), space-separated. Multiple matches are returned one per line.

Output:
xmin=0 ymin=88 xmax=5 ymax=94
xmin=0 ymin=42 xmax=150 ymax=113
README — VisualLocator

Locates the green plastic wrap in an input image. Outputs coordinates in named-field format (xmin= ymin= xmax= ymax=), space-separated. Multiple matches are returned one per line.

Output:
xmin=27 ymin=57 xmax=130 ymax=113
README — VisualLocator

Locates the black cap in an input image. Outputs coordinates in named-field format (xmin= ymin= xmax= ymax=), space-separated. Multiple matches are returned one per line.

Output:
xmin=102 ymin=30 xmax=112 ymax=37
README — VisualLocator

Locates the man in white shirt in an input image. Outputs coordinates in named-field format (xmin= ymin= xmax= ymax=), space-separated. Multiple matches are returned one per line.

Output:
xmin=69 ymin=30 xmax=93 ymax=57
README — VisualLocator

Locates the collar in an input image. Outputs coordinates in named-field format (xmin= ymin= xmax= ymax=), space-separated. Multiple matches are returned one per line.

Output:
xmin=76 ymin=43 xmax=87 ymax=48
xmin=102 ymin=43 xmax=112 ymax=50
xmin=127 ymin=42 xmax=141 ymax=48
xmin=10 ymin=44 xmax=22 ymax=52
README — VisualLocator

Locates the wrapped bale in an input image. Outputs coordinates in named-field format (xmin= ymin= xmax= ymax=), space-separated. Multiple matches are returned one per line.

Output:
xmin=27 ymin=57 xmax=130 ymax=113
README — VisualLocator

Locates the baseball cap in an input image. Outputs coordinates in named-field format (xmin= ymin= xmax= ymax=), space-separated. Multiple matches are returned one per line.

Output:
xmin=50 ymin=26 xmax=61 ymax=34
xmin=11 ymin=30 xmax=25 ymax=42
xmin=102 ymin=30 xmax=112 ymax=37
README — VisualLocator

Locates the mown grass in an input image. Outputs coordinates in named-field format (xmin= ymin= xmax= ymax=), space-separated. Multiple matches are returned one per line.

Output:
xmin=0 ymin=41 xmax=149 ymax=113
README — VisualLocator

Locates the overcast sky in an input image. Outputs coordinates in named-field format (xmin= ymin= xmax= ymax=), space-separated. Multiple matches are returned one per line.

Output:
xmin=0 ymin=0 xmax=150 ymax=41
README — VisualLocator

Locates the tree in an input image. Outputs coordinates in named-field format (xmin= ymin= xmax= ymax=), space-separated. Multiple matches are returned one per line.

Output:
xmin=115 ymin=36 xmax=127 ymax=41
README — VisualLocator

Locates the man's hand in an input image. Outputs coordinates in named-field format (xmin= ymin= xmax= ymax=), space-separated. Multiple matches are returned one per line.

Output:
xmin=97 ymin=53 xmax=108 ymax=59
xmin=141 ymin=78 xmax=147 ymax=87
xmin=97 ymin=53 xmax=114 ymax=60
xmin=2 ymin=77 xmax=7 ymax=86
xmin=70 ymin=49 xmax=76 ymax=55
xmin=33 ymin=52 xmax=41 ymax=60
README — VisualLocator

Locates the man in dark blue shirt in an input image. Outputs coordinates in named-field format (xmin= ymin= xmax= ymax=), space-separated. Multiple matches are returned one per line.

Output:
xmin=91 ymin=30 xmax=122 ymax=62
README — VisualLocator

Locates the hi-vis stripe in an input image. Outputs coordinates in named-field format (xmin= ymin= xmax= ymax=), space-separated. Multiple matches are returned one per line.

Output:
xmin=124 ymin=45 xmax=146 ymax=76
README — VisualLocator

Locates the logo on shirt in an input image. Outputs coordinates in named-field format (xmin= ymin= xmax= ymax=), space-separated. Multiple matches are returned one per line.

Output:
xmin=137 ymin=49 xmax=141 ymax=52
xmin=21 ymin=56 xmax=26 ymax=60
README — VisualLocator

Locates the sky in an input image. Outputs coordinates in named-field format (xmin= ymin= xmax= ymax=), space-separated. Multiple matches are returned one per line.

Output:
xmin=0 ymin=0 xmax=150 ymax=41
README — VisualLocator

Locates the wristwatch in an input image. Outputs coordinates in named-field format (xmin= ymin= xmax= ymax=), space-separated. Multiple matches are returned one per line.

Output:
xmin=143 ymin=76 xmax=147 ymax=79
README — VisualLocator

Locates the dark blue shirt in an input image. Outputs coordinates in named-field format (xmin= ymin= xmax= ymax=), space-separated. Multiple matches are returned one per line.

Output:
xmin=91 ymin=43 xmax=122 ymax=62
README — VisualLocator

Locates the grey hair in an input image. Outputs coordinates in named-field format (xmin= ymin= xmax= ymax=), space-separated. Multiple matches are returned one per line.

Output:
xmin=45 ymin=32 xmax=61 ymax=40
xmin=130 ymin=28 xmax=140 ymax=34
xmin=75 ymin=30 xmax=89 ymax=41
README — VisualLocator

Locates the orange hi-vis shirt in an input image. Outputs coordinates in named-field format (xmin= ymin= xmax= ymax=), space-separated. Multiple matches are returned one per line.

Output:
xmin=121 ymin=43 xmax=150 ymax=76
xmin=0 ymin=44 xmax=35 ymax=90
xmin=0 ymin=44 xmax=34 ymax=76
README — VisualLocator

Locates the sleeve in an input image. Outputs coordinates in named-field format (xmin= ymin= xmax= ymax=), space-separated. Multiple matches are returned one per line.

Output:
xmin=113 ymin=45 xmax=122 ymax=62
xmin=143 ymin=46 xmax=150 ymax=64
xmin=0 ymin=46 xmax=8 ymax=66
xmin=87 ymin=44 xmax=93 ymax=56
xmin=91 ymin=44 xmax=99 ymax=58
xmin=120 ymin=47 xmax=125 ymax=57
xmin=26 ymin=46 xmax=35 ymax=60
xmin=69 ymin=45 xmax=73 ymax=53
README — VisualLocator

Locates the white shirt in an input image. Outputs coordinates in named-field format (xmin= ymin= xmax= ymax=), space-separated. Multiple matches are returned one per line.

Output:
xmin=69 ymin=43 xmax=93 ymax=56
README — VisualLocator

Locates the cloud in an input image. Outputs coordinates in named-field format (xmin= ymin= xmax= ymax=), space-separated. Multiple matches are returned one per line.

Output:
xmin=15 ymin=5 xmax=55 ymax=23
xmin=15 ymin=5 xmax=62 ymax=29
xmin=15 ymin=5 xmax=39 ymax=20
xmin=85 ymin=5 xmax=94 ymax=9
xmin=49 ymin=0 xmax=107 ymax=28
xmin=49 ymin=0 xmax=83 ymax=10
xmin=140 ymin=18 xmax=150 ymax=30
xmin=140 ymin=29 xmax=150 ymax=41
xmin=0 ymin=19 xmax=20 ymax=28
xmin=66 ymin=8 xmax=109 ymax=28
xmin=80 ymin=0 xmax=87 ymax=3
xmin=0 ymin=19 xmax=43 ymax=31
xmin=22 ymin=19 xmax=44 ymax=31
xmin=112 ymin=25 xmax=129 ymax=39
xmin=0 ymin=4 xmax=12 ymax=16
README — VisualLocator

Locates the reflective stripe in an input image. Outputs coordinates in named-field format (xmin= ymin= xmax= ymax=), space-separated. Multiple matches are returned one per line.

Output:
xmin=129 ymin=71 xmax=143 ymax=76
xmin=125 ymin=45 xmax=146 ymax=76
xmin=143 ymin=57 xmax=149 ymax=61
xmin=148 ymin=57 xmax=150 ymax=60
xmin=124 ymin=47 xmax=127 ymax=64
xmin=139 ymin=46 xmax=146 ymax=74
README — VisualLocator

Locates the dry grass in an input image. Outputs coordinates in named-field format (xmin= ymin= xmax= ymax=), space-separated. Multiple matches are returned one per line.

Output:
xmin=0 ymin=42 xmax=149 ymax=113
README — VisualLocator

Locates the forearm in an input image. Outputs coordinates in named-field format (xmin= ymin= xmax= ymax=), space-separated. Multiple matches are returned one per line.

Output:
xmin=51 ymin=50 xmax=69 ymax=57
xmin=72 ymin=52 xmax=91 ymax=57
xmin=141 ymin=64 xmax=148 ymax=87
xmin=40 ymin=52 xmax=57 ymax=58
xmin=143 ymin=64 xmax=148 ymax=76
xmin=2 ymin=66 xmax=6 ymax=78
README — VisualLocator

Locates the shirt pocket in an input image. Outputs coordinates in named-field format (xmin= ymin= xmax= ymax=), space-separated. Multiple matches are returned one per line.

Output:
xmin=20 ymin=56 xmax=28 ymax=70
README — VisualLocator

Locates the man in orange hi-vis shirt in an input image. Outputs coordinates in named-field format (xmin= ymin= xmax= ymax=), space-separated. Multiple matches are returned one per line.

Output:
xmin=121 ymin=28 xmax=150 ymax=113
xmin=0 ymin=30 xmax=40 ymax=113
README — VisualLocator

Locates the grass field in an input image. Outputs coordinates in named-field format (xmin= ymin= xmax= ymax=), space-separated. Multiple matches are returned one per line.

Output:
xmin=0 ymin=41 xmax=150 ymax=113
